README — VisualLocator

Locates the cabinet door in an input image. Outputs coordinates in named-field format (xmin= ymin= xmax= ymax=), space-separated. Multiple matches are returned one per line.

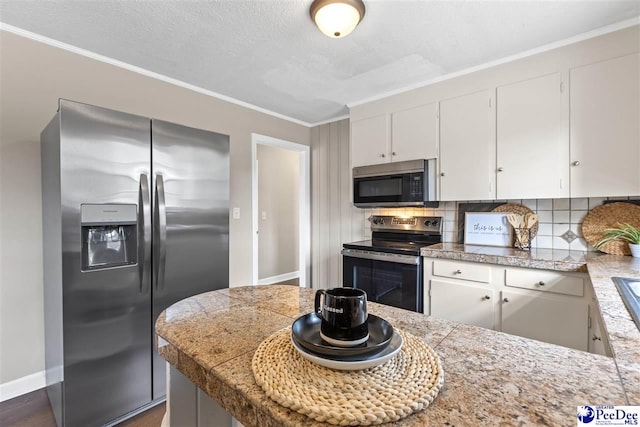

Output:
xmin=588 ymin=304 xmax=611 ymax=357
xmin=351 ymin=115 xmax=390 ymax=167
xmin=440 ymin=91 xmax=494 ymax=201
xmin=391 ymin=103 xmax=438 ymax=162
xmin=501 ymin=290 xmax=588 ymax=351
xmin=570 ymin=53 xmax=640 ymax=197
xmin=430 ymin=279 xmax=495 ymax=330
xmin=497 ymin=73 xmax=569 ymax=199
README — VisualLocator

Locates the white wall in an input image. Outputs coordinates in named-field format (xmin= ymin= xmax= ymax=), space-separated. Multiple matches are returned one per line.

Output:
xmin=0 ymin=30 xmax=310 ymax=388
xmin=310 ymin=120 xmax=364 ymax=289
xmin=257 ymin=145 xmax=299 ymax=279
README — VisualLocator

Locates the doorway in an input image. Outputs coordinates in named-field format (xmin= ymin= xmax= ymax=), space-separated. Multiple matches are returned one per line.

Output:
xmin=251 ymin=134 xmax=310 ymax=288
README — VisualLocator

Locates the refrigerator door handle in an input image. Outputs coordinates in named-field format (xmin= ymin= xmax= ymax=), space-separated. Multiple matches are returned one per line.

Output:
xmin=154 ymin=174 xmax=167 ymax=291
xmin=139 ymin=174 xmax=151 ymax=294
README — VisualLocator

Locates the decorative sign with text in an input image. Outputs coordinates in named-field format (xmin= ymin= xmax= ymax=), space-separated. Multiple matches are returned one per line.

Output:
xmin=464 ymin=212 xmax=513 ymax=247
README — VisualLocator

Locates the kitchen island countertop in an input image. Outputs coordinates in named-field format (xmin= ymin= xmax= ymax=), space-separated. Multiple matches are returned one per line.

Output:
xmin=422 ymin=243 xmax=640 ymax=405
xmin=156 ymin=285 xmax=629 ymax=426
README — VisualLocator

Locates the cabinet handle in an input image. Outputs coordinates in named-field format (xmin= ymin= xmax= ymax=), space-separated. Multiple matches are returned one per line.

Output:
xmin=497 ymin=167 xmax=504 ymax=172
xmin=440 ymin=172 xmax=445 ymax=177
xmin=392 ymin=152 xmax=396 ymax=156
xmin=381 ymin=153 xmax=386 ymax=158
xmin=503 ymin=297 xmax=510 ymax=303
xmin=483 ymin=295 xmax=491 ymax=300
xmin=454 ymin=269 xmax=462 ymax=274
xmin=572 ymin=161 xmax=581 ymax=166
xmin=592 ymin=335 xmax=602 ymax=341
xmin=537 ymin=281 xmax=545 ymax=287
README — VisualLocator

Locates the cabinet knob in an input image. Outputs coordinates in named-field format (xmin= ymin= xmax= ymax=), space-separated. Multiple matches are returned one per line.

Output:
xmin=503 ymin=297 xmax=510 ymax=303
xmin=572 ymin=161 xmax=581 ymax=166
xmin=497 ymin=167 xmax=504 ymax=172
xmin=483 ymin=295 xmax=491 ymax=300
xmin=537 ymin=281 xmax=545 ymax=287
xmin=454 ymin=269 xmax=462 ymax=274
xmin=381 ymin=153 xmax=385 ymax=158
xmin=440 ymin=172 xmax=445 ymax=177
xmin=392 ymin=152 xmax=396 ymax=156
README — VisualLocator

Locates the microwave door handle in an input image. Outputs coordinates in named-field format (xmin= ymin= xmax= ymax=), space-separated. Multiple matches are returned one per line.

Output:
xmin=154 ymin=174 xmax=167 ymax=292
xmin=138 ymin=174 xmax=151 ymax=294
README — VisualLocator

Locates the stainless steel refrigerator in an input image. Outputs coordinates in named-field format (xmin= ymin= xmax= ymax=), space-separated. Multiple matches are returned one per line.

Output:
xmin=41 ymin=99 xmax=229 ymax=427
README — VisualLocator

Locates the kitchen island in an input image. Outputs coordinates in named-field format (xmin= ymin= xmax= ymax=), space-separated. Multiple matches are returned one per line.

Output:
xmin=156 ymin=284 xmax=629 ymax=427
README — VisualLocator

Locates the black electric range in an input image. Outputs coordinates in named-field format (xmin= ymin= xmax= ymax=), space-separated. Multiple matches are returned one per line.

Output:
xmin=342 ymin=216 xmax=443 ymax=313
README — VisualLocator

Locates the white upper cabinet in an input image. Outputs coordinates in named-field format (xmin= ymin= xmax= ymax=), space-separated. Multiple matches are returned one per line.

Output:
xmin=351 ymin=103 xmax=438 ymax=168
xmin=439 ymin=90 xmax=495 ymax=201
xmin=391 ymin=103 xmax=438 ymax=162
xmin=570 ymin=53 xmax=640 ymax=197
xmin=496 ymin=73 xmax=569 ymax=199
xmin=351 ymin=115 xmax=390 ymax=167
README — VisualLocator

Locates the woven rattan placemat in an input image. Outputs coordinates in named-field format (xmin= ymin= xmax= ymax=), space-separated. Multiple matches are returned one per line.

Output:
xmin=582 ymin=202 xmax=640 ymax=255
xmin=252 ymin=328 xmax=443 ymax=426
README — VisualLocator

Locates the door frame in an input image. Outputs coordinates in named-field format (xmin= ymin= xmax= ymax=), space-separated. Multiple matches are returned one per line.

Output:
xmin=251 ymin=133 xmax=310 ymax=288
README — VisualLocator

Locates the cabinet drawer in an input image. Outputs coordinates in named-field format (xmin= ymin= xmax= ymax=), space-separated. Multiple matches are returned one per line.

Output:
xmin=432 ymin=259 xmax=491 ymax=283
xmin=504 ymin=268 xmax=584 ymax=297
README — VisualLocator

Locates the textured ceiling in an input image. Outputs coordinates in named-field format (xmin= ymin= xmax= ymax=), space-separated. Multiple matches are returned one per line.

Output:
xmin=0 ymin=1 xmax=639 ymax=125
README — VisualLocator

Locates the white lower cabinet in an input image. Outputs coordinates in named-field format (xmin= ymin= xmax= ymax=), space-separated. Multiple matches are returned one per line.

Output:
xmin=430 ymin=279 xmax=495 ymax=330
xmin=501 ymin=289 xmax=588 ymax=351
xmin=425 ymin=258 xmax=608 ymax=354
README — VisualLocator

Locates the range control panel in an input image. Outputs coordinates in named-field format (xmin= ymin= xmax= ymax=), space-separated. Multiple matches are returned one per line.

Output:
xmin=369 ymin=215 xmax=442 ymax=233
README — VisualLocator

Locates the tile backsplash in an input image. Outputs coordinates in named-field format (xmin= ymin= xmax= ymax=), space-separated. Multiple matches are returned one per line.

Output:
xmin=364 ymin=196 xmax=640 ymax=251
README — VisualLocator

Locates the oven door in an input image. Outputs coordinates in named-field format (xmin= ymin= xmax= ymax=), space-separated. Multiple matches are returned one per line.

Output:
xmin=342 ymin=249 xmax=423 ymax=313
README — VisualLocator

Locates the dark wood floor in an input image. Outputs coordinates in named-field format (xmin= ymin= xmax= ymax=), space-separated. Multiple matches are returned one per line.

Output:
xmin=0 ymin=389 xmax=166 ymax=427
xmin=275 ymin=278 xmax=300 ymax=286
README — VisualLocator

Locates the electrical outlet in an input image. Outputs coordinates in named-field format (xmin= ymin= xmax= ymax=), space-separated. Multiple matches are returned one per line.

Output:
xmin=261 ymin=211 xmax=267 ymax=221
xmin=232 ymin=207 xmax=240 ymax=219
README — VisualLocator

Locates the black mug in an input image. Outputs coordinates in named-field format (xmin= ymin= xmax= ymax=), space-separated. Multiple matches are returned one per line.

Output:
xmin=314 ymin=287 xmax=368 ymax=346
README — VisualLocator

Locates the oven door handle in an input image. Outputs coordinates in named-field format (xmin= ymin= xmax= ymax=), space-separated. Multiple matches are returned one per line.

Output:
xmin=341 ymin=249 xmax=420 ymax=265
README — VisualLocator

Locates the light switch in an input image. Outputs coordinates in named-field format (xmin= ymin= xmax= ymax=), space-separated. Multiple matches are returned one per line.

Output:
xmin=261 ymin=211 xmax=267 ymax=221
xmin=232 ymin=207 xmax=240 ymax=219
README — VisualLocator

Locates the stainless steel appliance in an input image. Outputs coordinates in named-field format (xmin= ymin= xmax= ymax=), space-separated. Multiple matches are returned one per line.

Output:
xmin=41 ymin=100 xmax=229 ymax=427
xmin=342 ymin=215 xmax=442 ymax=313
xmin=352 ymin=159 xmax=438 ymax=208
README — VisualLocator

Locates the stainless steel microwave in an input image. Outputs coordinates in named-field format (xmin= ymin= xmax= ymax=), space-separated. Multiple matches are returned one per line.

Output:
xmin=353 ymin=159 xmax=438 ymax=208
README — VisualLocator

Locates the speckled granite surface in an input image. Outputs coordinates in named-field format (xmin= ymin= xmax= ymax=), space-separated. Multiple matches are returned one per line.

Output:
xmin=421 ymin=243 xmax=640 ymax=405
xmin=156 ymin=285 xmax=628 ymax=427
xmin=583 ymin=255 xmax=640 ymax=404
xmin=421 ymin=243 xmax=596 ymax=272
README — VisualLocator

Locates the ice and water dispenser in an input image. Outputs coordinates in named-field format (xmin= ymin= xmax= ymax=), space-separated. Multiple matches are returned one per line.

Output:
xmin=81 ymin=204 xmax=138 ymax=270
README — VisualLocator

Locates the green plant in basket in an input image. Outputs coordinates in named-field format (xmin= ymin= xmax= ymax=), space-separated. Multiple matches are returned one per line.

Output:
xmin=594 ymin=223 xmax=640 ymax=248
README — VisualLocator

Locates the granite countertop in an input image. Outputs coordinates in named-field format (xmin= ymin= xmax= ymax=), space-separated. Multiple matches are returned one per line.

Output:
xmin=156 ymin=285 xmax=629 ymax=427
xmin=421 ymin=242 xmax=640 ymax=405
xmin=421 ymin=242 xmax=598 ymax=272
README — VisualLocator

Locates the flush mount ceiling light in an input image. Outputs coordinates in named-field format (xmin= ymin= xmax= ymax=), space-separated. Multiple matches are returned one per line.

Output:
xmin=310 ymin=0 xmax=366 ymax=39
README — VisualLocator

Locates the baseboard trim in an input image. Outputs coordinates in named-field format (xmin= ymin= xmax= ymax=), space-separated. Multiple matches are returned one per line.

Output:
xmin=257 ymin=271 xmax=300 ymax=286
xmin=0 ymin=370 xmax=46 ymax=402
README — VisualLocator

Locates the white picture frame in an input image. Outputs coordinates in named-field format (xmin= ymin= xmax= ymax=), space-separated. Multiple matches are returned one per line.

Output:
xmin=464 ymin=212 xmax=513 ymax=247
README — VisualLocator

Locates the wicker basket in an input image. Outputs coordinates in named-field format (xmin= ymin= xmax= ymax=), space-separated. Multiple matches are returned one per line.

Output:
xmin=581 ymin=202 xmax=640 ymax=255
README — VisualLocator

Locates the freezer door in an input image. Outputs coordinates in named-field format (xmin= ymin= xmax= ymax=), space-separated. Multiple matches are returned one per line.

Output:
xmin=151 ymin=120 xmax=229 ymax=399
xmin=58 ymin=100 xmax=152 ymax=426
